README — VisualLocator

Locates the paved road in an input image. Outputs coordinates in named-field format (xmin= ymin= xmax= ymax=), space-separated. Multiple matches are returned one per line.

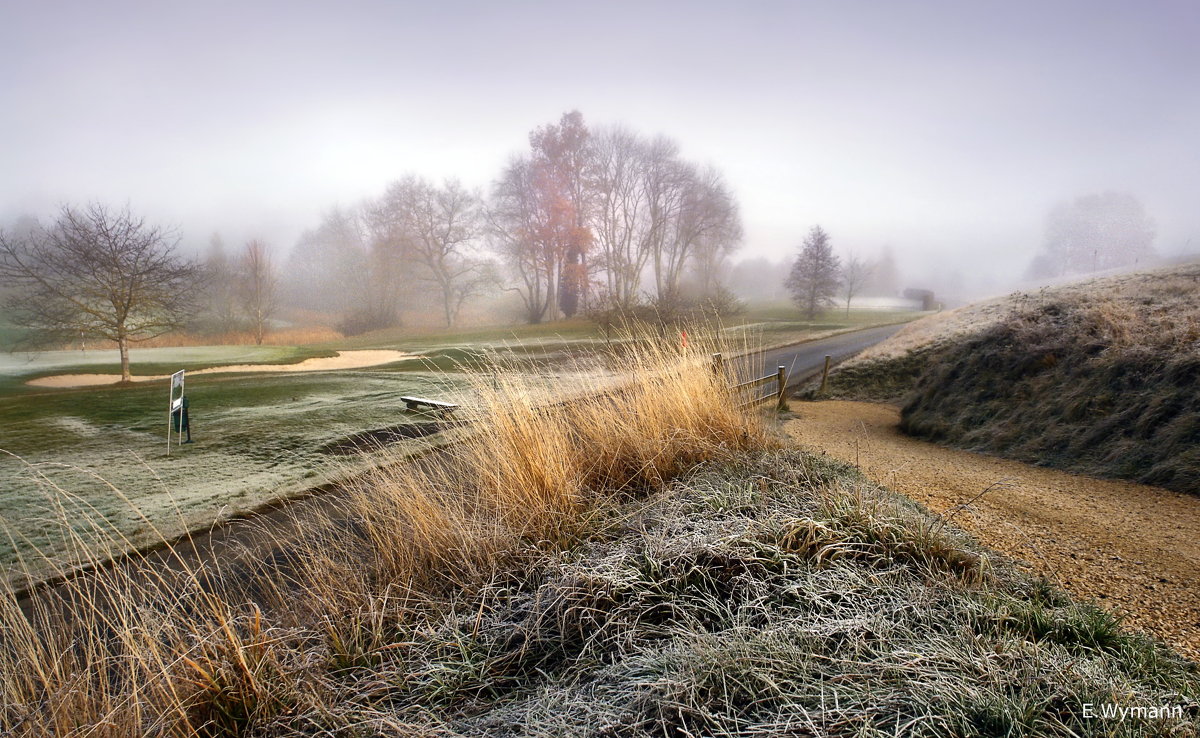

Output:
xmin=761 ymin=323 xmax=907 ymax=389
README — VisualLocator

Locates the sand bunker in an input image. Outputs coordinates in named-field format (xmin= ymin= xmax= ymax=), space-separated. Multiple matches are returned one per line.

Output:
xmin=27 ymin=350 xmax=415 ymax=388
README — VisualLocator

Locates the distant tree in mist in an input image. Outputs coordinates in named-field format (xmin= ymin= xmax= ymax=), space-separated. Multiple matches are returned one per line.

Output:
xmin=726 ymin=257 xmax=789 ymax=301
xmin=840 ymin=252 xmax=874 ymax=316
xmin=786 ymin=226 xmax=841 ymax=318
xmin=377 ymin=176 xmax=492 ymax=327
xmin=203 ymin=232 xmax=241 ymax=332
xmin=0 ymin=204 xmax=202 ymax=382
xmin=282 ymin=110 xmax=743 ymax=328
xmin=237 ymin=239 xmax=278 ymax=344
xmin=864 ymin=245 xmax=900 ymax=296
xmin=285 ymin=207 xmax=401 ymax=335
xmin=1028 ymin=192 xmax=1157 ymax=279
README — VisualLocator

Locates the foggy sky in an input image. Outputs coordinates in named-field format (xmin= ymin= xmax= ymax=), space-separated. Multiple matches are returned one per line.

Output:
xmin=2 ymin=0 xmax=1198 ymax=296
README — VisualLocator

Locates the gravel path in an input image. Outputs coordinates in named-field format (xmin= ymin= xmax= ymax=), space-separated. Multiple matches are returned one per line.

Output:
xmin=785 ymin=400 xmax=1200 ymax=660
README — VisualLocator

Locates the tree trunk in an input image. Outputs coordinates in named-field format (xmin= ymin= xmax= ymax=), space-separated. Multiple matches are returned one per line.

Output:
xmin=118 ymin=332 xmax=131 ymax=383
xmin=546 ymin=272 xmax=558 ymax=322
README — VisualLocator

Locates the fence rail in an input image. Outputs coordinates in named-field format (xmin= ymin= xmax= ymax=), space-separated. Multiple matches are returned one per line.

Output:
xmin=712 ymin=353 xmax=787 ymax=409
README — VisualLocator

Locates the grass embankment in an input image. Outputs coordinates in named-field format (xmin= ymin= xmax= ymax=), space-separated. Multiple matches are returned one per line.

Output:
xmin=4 ymin=337 xmax=1197 ymax=736
xmin=819 ymin=264 xmax=1200 ymax=495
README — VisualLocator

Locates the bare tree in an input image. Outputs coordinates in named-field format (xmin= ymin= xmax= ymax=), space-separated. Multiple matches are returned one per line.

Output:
xmin=684 ymin=166 xmax=743 ymax=297
xmin=840 ymin=252 xmax=874 ymax=316
xmin=585 ymin=128 xmax=742 ymax=312
xmin=378 ymin=177 xmax=489 ymax=327
xmin=643 ymin=136 xmax=690 ymax=300
xmin=489 ymin=155 xmax=560 ymax=324
xmin=588 ymin=126 xmax=653 ymax=310
xmin=786 ymin=226 xmax=841 ymax=319
xmin=238 ymin=239 xmax=278 ymax=344
xmin=0 ymin=204 xmax=203 ymax=382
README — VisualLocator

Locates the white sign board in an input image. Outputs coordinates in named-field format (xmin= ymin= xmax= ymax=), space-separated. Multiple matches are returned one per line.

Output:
xmin=167 ymin=370 xmax=185 ymax=455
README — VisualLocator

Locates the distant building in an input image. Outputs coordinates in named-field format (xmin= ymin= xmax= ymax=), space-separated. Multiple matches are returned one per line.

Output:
xmin=902 ymin=288 xmax=938 ymax=311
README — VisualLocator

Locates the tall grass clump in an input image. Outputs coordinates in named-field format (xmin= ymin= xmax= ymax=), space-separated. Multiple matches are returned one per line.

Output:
xmin=0 ymin=325 xmax=769 ymax=735
xmin=329 ymin=327 xmax=769 ymax=594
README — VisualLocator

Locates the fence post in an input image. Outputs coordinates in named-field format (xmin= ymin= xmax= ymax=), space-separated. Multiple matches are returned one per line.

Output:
xmin=818 ymin=354 xmax=831 ymax=394
xmin=712 ymin=352 xmax=724 ymax=380
xmin=776 ymin=365 xmax=787 ymax=409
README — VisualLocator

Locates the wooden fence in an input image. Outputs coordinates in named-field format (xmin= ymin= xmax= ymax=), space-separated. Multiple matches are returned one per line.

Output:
xmin=711 ymin=353 xmax=787 ymax=409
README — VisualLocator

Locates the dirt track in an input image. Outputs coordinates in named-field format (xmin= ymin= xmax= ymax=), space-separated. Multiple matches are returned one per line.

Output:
xmin=785 ymin=401 xmax=1200 ymax=660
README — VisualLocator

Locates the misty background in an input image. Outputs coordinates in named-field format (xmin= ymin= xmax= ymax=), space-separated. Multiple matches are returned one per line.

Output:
xmin=2 ymin=0 xmax=1197 ymax=312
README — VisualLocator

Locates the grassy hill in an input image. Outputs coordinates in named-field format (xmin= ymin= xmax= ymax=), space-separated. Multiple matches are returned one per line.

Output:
xmin=820 ymin=263 xmax=1200 ymax=495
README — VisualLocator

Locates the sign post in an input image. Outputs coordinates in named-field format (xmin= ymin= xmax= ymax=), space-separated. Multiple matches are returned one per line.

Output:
xmin=167 ymin=370 xmax=185 ymax=455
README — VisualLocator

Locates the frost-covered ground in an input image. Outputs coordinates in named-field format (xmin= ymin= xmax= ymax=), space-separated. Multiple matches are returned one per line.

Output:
xmin=849 ymin=262 xmax=1200 ymax=365
xmin=0 ymin=369 xmax=468 ymax=586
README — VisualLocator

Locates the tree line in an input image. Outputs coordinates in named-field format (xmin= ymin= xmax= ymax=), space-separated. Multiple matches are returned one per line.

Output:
xmin=0 ymin=111 xmax=744 ymax=380
xmin=285 ymin=110 xmax=743 ymax=332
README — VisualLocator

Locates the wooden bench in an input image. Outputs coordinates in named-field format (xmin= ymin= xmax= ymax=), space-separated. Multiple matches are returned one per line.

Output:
xmin=400 ymin=396 xmax=458 ymax=414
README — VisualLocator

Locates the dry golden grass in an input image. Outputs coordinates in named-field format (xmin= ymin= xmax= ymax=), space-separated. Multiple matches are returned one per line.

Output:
xmin=0 ymin=326 xmax=769 ymax=736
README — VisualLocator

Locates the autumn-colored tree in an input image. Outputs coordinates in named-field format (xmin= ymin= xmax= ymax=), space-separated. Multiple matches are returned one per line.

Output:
xmin=530 ymin=111 xmax=593 ymax=318
xmin=490 ymin=111 xmax=593 ymax=323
